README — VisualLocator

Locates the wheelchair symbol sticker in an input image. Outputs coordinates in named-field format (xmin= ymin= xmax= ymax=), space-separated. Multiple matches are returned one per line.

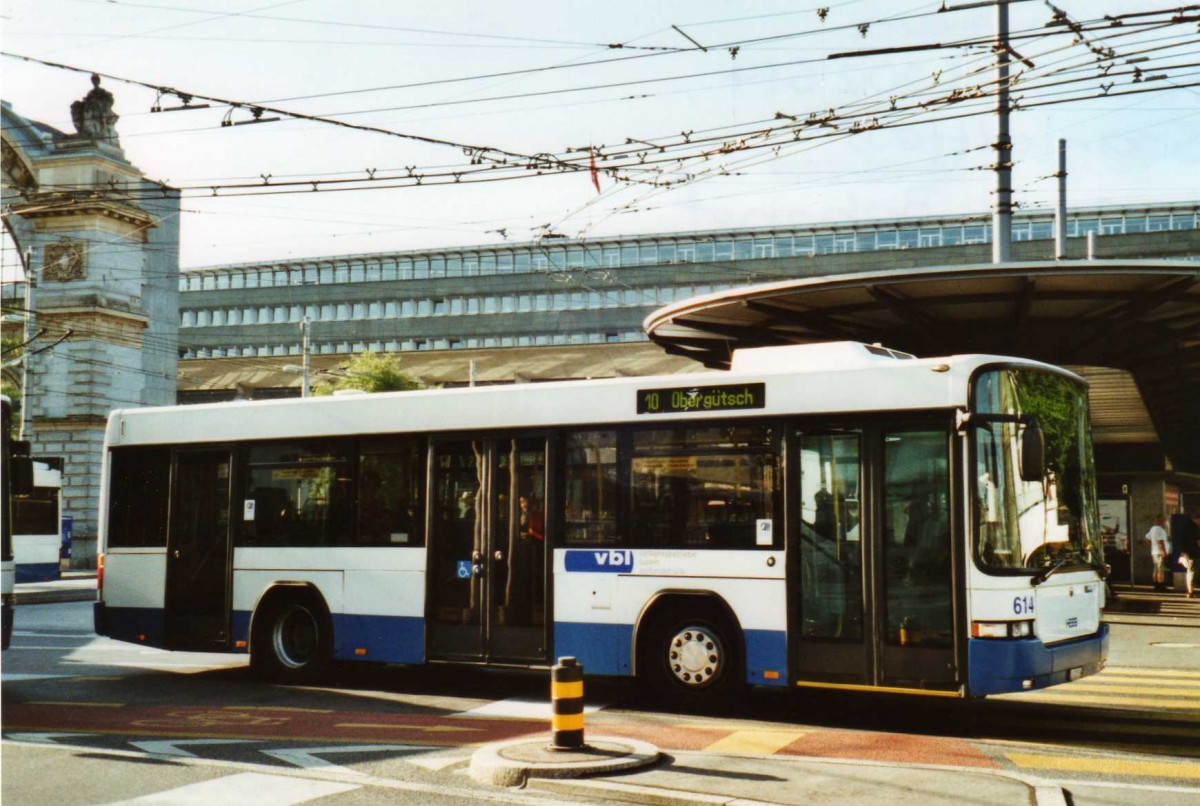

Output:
xmin=457 ymin=560 xmax=473 ymax=579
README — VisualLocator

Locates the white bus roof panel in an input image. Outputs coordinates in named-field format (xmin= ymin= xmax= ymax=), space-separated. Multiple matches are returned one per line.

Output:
xmin=106 ymin=345 xmax=1075 ymax=447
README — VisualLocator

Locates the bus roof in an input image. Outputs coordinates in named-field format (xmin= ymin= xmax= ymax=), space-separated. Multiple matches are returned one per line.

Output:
xmin=106 ymin=343 xmax=1077 ymax=447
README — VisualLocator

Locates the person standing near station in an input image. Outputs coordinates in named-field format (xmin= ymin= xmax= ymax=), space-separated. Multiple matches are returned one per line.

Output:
xmin=1145 ymin=514 xmax=1171 ymax=591
xmin=1179 ymin=513 xmax=1200 ymax=599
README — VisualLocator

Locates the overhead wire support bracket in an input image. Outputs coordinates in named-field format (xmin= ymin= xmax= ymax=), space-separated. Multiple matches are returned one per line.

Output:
xmin=671 ymin=25 xmax=708 ymax=52
xmin=150 ymin=89 xmax=211 ymax=113
xmin=221 ymin=105 xmax=281 ymax=127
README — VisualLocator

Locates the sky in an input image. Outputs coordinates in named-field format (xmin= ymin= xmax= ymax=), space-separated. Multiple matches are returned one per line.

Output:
xmin=2 ymin=0 xmax=1198 ymax=270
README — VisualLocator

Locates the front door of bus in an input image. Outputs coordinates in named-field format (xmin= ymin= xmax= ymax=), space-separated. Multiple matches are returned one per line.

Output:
xmin=165 ymin=449 xmax=233 ymax=649
xmin=792 ymin=427 xmax=959 ymax=692
xmin=428 ymin=438 xmax=548 ymax=663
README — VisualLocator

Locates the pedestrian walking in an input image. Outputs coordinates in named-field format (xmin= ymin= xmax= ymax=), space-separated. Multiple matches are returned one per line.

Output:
xmin=1145 ymin=515 xmax=1171 ymax=591
xmin=1179 ymin=513 xmax=1200 ymax=599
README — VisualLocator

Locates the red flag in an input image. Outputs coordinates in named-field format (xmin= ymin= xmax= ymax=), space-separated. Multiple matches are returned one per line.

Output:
xmin=589 ymin=149 xmax=601 ymax=194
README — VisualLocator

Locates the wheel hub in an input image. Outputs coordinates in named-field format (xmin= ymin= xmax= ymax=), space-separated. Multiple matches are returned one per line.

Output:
xmin=273 ymin=605 xmax=318 ymax=669
xmin=667 ymin=626 xmax=722 ymax=687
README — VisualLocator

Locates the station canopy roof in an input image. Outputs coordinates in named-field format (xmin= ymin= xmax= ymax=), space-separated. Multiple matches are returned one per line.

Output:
xmin=645 ymin=260 xmax=1200 ymax=474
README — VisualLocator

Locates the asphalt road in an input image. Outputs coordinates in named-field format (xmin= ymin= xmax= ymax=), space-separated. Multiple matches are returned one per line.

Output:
xmin=2 ymin=601 xmax=1198 ymax=805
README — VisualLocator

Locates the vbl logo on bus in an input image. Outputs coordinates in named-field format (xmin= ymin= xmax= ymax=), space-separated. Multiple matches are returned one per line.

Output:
xmin=564 ymin=549 xmax=634 ymax=573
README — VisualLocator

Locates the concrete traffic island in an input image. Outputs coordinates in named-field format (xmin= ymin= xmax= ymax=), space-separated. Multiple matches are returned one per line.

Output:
xmin=468 ymin=734 xmax=660 ymax=787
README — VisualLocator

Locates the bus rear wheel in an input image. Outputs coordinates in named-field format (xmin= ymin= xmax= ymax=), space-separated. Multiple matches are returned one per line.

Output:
xmin=252 ymin=595 xmax=331 ymax=683
xmin=641 ymin=602 xmax=741 ymax=710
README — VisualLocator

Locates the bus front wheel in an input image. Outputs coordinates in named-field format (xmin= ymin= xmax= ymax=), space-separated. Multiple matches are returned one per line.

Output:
xmin=640 ymin=602 xmax=741 ymax=709
xmin=252 ymin=595 xmax=331 ymax=683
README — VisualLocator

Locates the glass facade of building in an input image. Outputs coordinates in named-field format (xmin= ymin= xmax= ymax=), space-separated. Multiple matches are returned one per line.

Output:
xmin=176 ymin=204 xmax=1198 ymax=359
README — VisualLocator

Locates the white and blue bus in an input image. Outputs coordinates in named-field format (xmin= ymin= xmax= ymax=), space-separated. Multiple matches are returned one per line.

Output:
xmin=12 ymin=459 xmax=63 ymax=583
xmin=94 ymin=342 xmax=1108 ymax=702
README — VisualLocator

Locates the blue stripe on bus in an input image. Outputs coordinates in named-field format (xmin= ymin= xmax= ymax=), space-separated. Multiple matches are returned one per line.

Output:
xmin=966 ymin=624 xmax=1109 ymax=697
xmin=232 ymin=610 xmax=251 ymax=652
xmin=332 ymin=613 xmax=424 ymax=664
xmin=231 ymin=610 xmax=425 ymax=663
xmin=554 ymin=621 xmax=634 ymax=676
xmin=744 ymin=629 xmax=788 ymax=687
xmin=102 ymin=606 xmax=166 ymax=647
xmin=15 ymin=563 xmax=61 ymax=583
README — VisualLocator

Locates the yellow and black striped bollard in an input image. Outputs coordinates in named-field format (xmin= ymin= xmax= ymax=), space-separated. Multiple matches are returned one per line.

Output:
xmin=550 ymin=656 xmax=585 ymax=749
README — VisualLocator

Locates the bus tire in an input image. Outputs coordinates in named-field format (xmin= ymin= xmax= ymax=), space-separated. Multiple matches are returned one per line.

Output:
xmin=251 ymin=592 xmax=332 ymax=683
xmin=639 ymin=601 xmax=742 ymax=710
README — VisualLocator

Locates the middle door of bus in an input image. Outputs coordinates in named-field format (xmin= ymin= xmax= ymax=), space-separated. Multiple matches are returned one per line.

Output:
xmin=427 ymin=437 xmax=548 ymax=664
xmin=792 ymin=424 xmax=960 ymax=692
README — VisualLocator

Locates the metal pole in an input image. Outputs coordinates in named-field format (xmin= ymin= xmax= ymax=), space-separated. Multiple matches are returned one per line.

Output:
xmin=20 ymin=248 xmax=35 ymax=440
xmin=1055 ymin=139 xmax=1067 ymax=259
xmin=992 ymin=0 xmax=1013 ymax=264
xmin=300 ymin=316 xmax=311 ymax=397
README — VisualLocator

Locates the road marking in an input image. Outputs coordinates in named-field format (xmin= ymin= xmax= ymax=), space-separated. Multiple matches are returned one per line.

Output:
xmin=132 ymin=710 xmax=289 ymax=729
xmin=1093 ymin=675 xmax=1200 ymax=689
xmin=1011 ymin=693 xmax=1200 ymax=711
xmin=404 ymin=748 xmax=473 ymax=771
xmin=105 ymin=771 xmax=358 ymax=805
xmin=458 ymin=696 xmax=605 ymax=719
xmin=7 ymin=732 xmax=97 ymax=744
xmin=223 ymin=706 xmax=332 ymax=713
xmin=1104 ymin=668 xmax=1200 ymax=679
xmin=702 ymin=729 xmax=805 ymax=755
xmin=130 ymin=739 xmax=258 ymax=758
xmin=1057 ymin=683 xmax=1200 ymax=698
xmin=262 ymin=744 xmax=429 ymax=778
xmin=1150 ymin=642 xmax=1200 ymax=649
xmin=336 ymin=723 xmax=482 ymax=733
xmin=1007 ymin=752 xmax=1200 ymax=780
xmin=1 ymin=674 xmax=72 ymax=682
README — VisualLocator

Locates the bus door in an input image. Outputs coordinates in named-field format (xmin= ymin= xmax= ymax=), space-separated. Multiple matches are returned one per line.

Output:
xmin=428 ymin=438 xmax=548 ymax=663
xmin=792 ymin=426 xmax=959 ymax=692
xmin=165 ymin=449 xmax=233 ymax=649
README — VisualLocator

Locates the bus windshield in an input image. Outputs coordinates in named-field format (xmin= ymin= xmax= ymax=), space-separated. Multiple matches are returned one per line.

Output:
xmin=972 ymin=368 xmax=1102 ymax=574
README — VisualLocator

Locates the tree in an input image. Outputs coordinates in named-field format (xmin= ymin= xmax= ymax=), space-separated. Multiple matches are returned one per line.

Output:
xmin=312 ymin=351 xmax=423 ymax=395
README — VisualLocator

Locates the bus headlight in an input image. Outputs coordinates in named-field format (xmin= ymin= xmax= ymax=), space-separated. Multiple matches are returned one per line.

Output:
xmin=972 ymin=620 xmax=1033 ymax=639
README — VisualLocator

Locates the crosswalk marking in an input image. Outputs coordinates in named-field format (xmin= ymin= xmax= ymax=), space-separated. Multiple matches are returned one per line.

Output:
xmin=1006 ymin=752 xmax=1200 ymax=781
xmin=104 ymin=772 xmax=358 ymax=805
xmin=1055 ymin=683 xmax=1200 ymax=698
xmin=1098 ymin=675 xmax=1200 ymax=689
xmin=1006 ymin=692 xmax=1200 ymax=711
xmin=1102 ymin=667 xmax=1200 ymax=679
xmin=702 ymin=729 xmax=805 ymax=755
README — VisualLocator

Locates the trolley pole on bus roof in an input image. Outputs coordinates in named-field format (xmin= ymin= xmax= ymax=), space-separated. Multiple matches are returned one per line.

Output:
xmin=992 ymin=0 xmax=1013 ymax=264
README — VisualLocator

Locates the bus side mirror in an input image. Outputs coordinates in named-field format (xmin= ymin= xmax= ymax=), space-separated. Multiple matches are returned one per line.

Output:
xmin=11 ymin=439 xmax=34 ymax=496
xmin=1019 ymin=421 xmax=1045 ymax=482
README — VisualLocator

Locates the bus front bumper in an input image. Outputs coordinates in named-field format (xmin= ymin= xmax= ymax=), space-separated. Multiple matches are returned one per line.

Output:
xmin=967 ymin=624 xmax=1109 ymax=697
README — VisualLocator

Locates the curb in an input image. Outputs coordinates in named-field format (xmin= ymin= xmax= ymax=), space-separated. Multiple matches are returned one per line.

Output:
xmin=469 ymin=734 xmax=660 ymax=787
xmin=524 ymin=747 xmax=1070 ymax=806
xmin=13 ymin=589 xmax=97 ymax=605
xmin=529 ymin=778 xmax=780 ymax=806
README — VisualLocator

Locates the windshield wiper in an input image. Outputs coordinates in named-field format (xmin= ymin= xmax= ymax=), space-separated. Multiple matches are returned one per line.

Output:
xmin=1030 ymin=557 xmax=1073 ymax=586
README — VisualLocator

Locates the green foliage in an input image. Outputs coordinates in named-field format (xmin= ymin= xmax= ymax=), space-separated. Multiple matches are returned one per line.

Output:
xmin=312 ymin=351 xmax=423 ymax=396
xmin=2 ymin=328 xmax=23 ymax=439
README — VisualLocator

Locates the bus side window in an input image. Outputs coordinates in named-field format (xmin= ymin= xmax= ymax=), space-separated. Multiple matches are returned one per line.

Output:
xmin=358 ymin=441 xmax=425 ymax=546
xmin=108 ymin=447 xmax=171 ymax=548
xmin=563 ymin=430 xmax=619 ymax=546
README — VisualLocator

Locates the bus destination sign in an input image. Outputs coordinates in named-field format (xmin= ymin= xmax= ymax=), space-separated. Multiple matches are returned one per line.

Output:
xmin=636 ymin=383 xmax=766 ymax=415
